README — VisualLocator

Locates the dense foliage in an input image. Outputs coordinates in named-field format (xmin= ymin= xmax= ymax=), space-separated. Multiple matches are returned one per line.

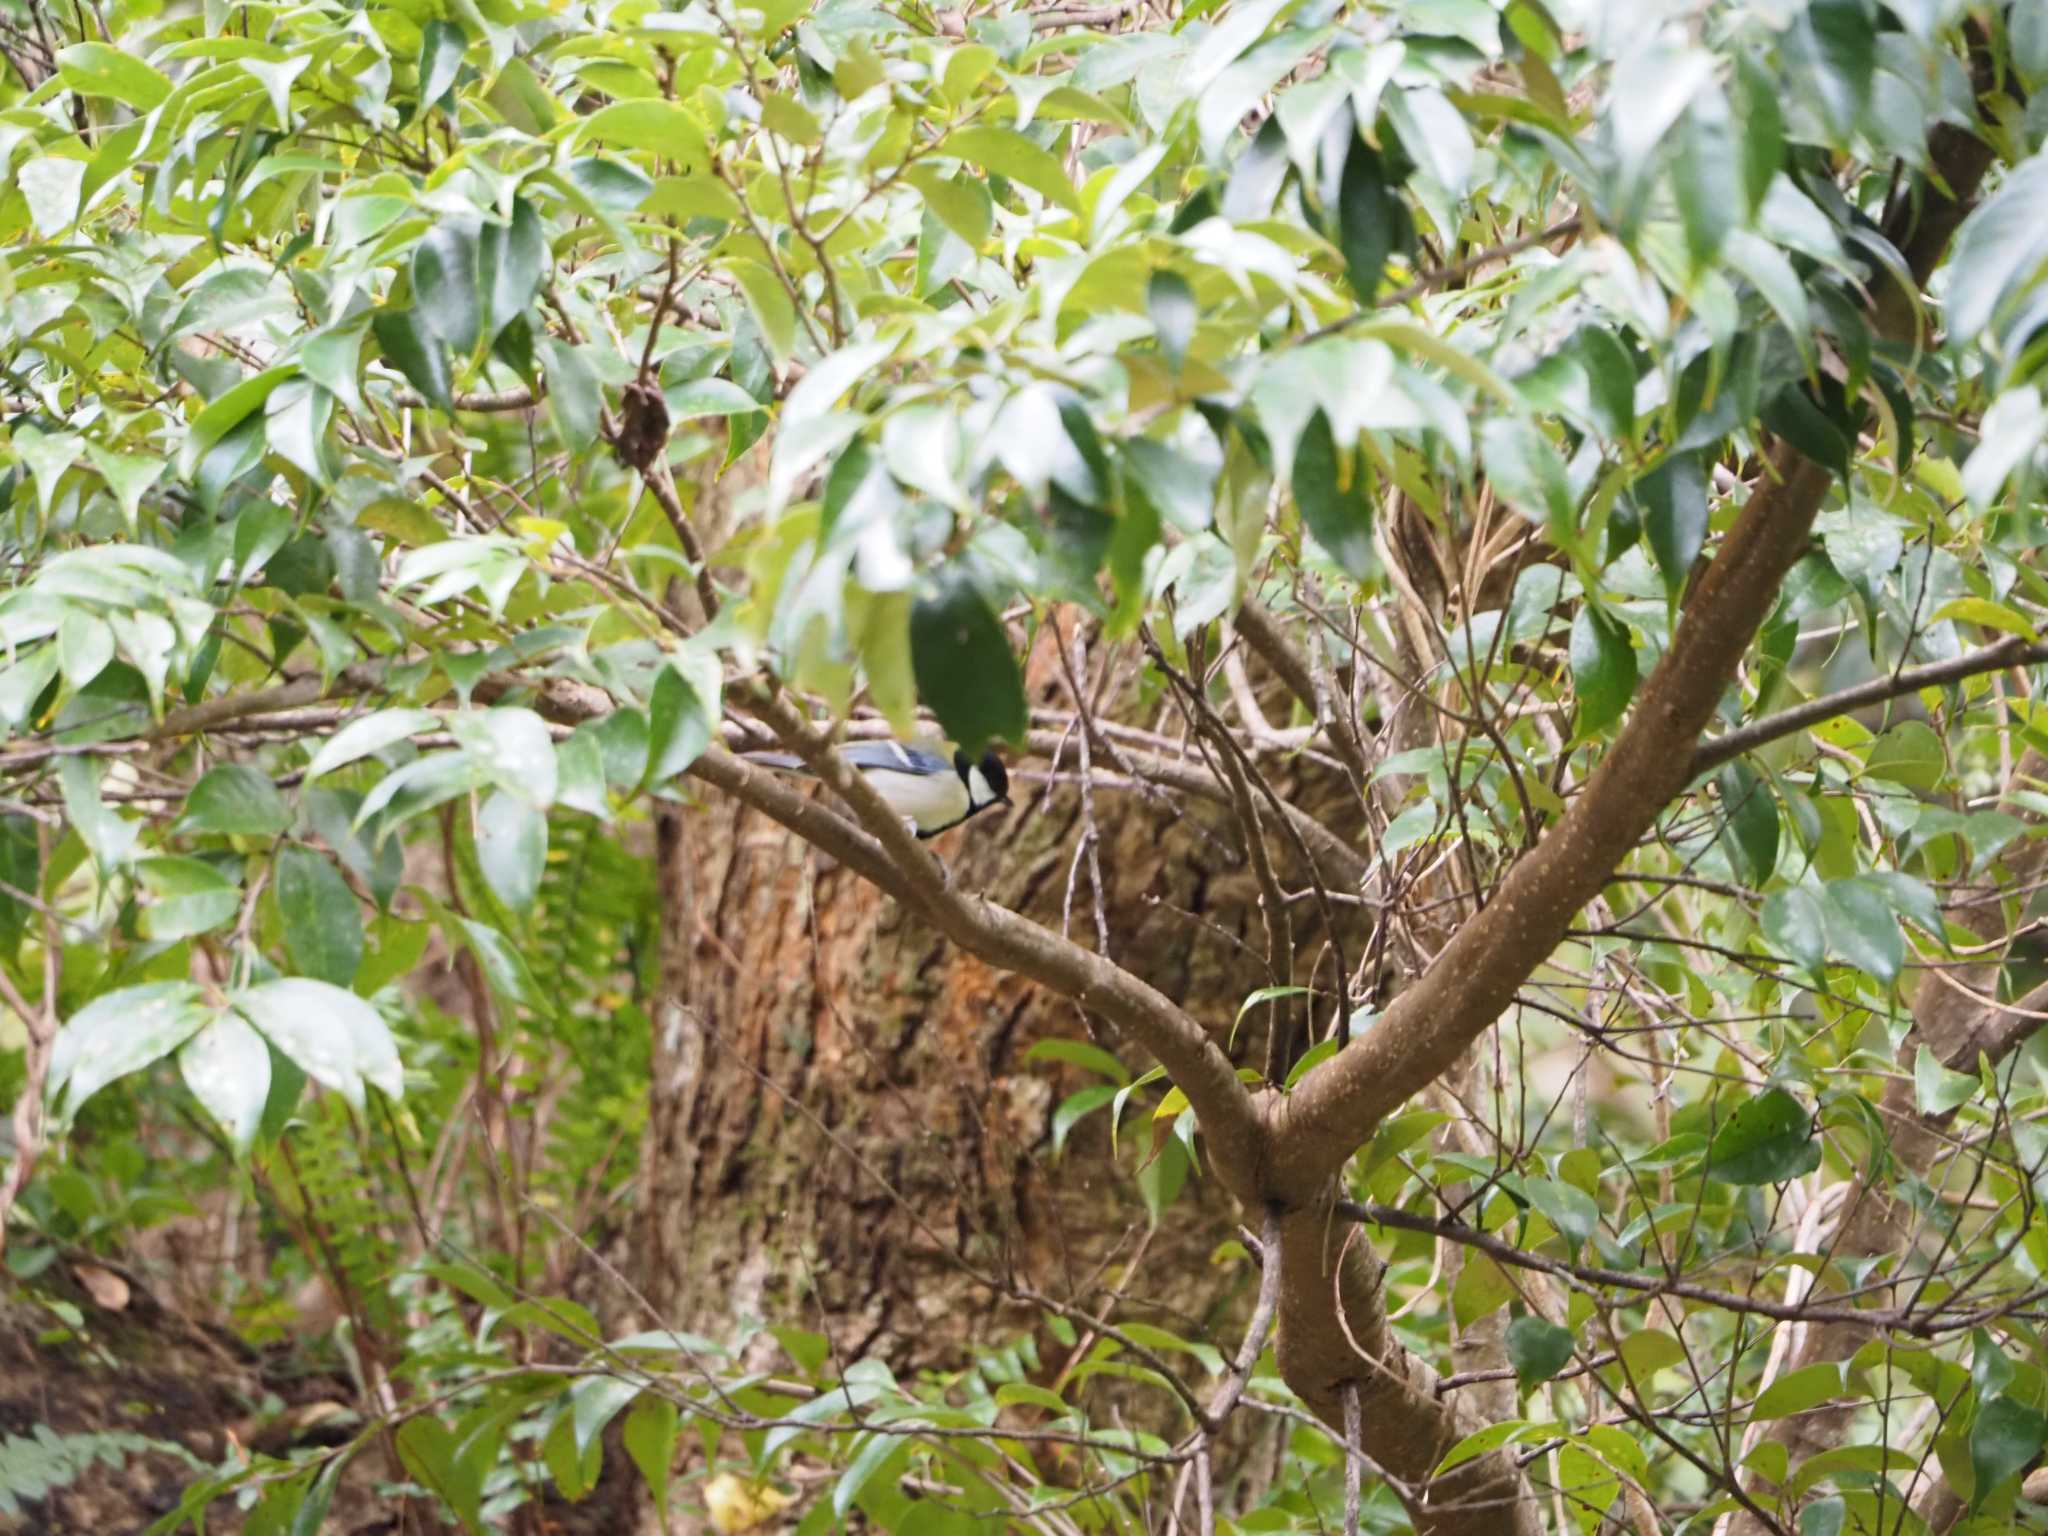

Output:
xmin=5 ymin=0 xmax=2048 ymax=1530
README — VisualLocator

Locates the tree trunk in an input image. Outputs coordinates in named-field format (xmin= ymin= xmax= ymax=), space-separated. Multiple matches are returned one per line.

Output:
xmin=633 ymin=638 xmax=1336 ymax=1378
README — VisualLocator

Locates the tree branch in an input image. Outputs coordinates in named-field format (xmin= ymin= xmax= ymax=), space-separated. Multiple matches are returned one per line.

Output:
xmin=1270 ymin=72 xmax=2007 ymax=1200
xmin=1272 ymin=443 xmax=1838 ymax=1200
xmin=690 ymin=730 xmax=1271 ymax=1201
xmin=1691 ymin=637 xmax=2048 ymax=778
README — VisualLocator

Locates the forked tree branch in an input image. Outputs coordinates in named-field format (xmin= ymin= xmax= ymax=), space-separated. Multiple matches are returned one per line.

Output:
xmin=1269 ymin=75 xmax=2006 ymax=1201
xmin=1270 ymin=443 xmax=1840 ymax=1201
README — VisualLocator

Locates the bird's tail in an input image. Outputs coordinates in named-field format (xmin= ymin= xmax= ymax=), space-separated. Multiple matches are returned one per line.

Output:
xmin=739 ymin=751 xmax=809 ymax=773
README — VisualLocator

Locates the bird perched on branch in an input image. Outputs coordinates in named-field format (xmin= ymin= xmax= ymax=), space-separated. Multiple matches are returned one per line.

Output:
xmin=741 ymin=740 xmax=1012 ymax=838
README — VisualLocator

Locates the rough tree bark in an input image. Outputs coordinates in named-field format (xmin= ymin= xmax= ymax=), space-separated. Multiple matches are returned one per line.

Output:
xmin=632 ymin=629 xmax=1346 ymax=1383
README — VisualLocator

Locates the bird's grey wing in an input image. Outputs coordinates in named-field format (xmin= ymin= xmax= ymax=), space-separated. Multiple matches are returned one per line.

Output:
xmin=740 ymin=751 xmax=810 ymax=773
xmin=839 ymin=741 xmax=951 ymax=776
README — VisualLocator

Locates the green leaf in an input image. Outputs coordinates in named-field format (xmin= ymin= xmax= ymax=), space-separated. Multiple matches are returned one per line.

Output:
xmin=1865 ymin=719 xmax=1946 ymax=790
xmin=1913 ymin=1046 xmax=1978 ymax=1118
xmin=475 ymin=790 xmax=547 ymax=915
xmin=1751 ymin=1362 xmax=1842 ymax=1421
xmin=396 ymin=1417 xmax=484 ymax=1534
xmin=83 ymin=443 xmax=165 ymax=531
xmin=836 ymin=1430 xmax=917 ymax=1519
xmin=1733 ymin=53 xmax=1784 ymax=219
xmin=1149 ymin=270 xmax=1195 ymax=372
xmin=17 ymin=157 xmax=84 ymax=238
xmin=575 ymin=100 xmax=712 ymax=166
xmin=413 ymin=222 xmax=482 ymax=354
xmin=1333 ymin=136 xmax=1409 ymax=305
xmin=1822 ymin=876 xmax=1905 ymax=984
xmin=540 ymin=336 xmax=603 ymax=450
xmin=183 ymin=763 xmax=290 ymax=838
xmin=58 ymin=756 xmax=138 ymax=870
xmin=643 ymin=653 xmax=721 ymax=787
xmin=480 ymin=198 xmax=546 ymax=337
xmin=1522 ymin=1178 xmax=1599 ymax=1250
xmin=1505 ymin=1315 xmax=1575 ymax=1388
xmin=274 ymin=847 xmax=364 ymax=987
xmin=1451 ymin=1253 xmax=1515 ymax=1327
xmin=1051 ymin=1085 xmax=1118 ymax=1158
xmin=1616 ymin=1330 xmax=1687 ymax=1381
xmin=1568 ymin=607 xmax=1636 ymax=733
xmin=1716 ymin=763 xmax=1778 ymax=885
xmin=48 ymin=982 xmax=211 ymax=1121
xmin=1706 ymin=1086 xmax=1819 ymax=1186
xmin=1761 ymin=888 xmax=1826 ymax=972
xmin=1292 ymin=411 xmax=1374 ymax=578
xmin=543 ymin=1410 xmax=601 ymax=1502
xmin=1479 ymin=416 xmax=1573 ymax=533
xmin=1971 ymin=1394 xmax=2047 ymax=1508
xmin=563 ymin=156 xmax=654 ymax=212
xmin=621 ymin=1395 xmax=678 ymax=1513
xmin=58 ymin=43 xmax=172 ymax=109
xmin=136 ymin=856 xmax=241 ymax=941
xmin=1974 ymin=1328 xmax=2017 ymax=1402
xmin=0 ymin=815 xmax=39 ymax=957
xmin=233 ymin=977 xmax=404 ymax=1110
xmin=1789 ymin=0 xmax=1875 ymax=143
xmin=567 ymin=1376 xmax=641 ymax=1458
xmin=910 ymin=570 xmax=1027 ymax=756
xmin=178 ymin=1009 xmax=272 ymax=1153
xmin=727 ymin=260 xmax=798 ymax=362
xmin=668 ymin=378 xmax=759 ymax=419
xmin=373 ymin=309 xmax=452 ymax=411
xmin=1235 ymin=984 xmax=1311 ymax=1028
xmin=417 ymin=19 xmax=469 ymax=112
xmin=306 ymin=709 xmax=440 ymax=779
xmin=451 ymin=708 xmax=558 ymax=807
xmin=947 ymin=125 xmax=1081 ymax=212
xmin=1435 ymin=1419 xmax=1530 ymax=1476
xmin=1635 ymin=454 xmax=1708 ymax=596
xmin=1023 ymin=1038 xmax=1132 ymax=1084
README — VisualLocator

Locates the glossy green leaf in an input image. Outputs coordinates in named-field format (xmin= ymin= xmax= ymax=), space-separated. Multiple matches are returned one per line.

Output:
xmin=372 ymin=308 xmax=452 ymax=411
xmin=1970 ymin=1394 xmax=2046 ymax=1508
xmin=1568 ymin=606 xmax=1636 ymax=733
xmin=178 ymin=1009 xmax=272 ymax=1153
xmin=233 ymin=978 xmax=404 ymax=1110
xmin=274 ymin=846 xmax=364 ymax=987
xmin=48 ymin=983 xmax=211 ymax=1121
xmin=1292 ymin=410 xmax=1374 ymax=578
xmin=475 ymin=790 xmax=547 ymax=914
xmin=947 ymin=126 xmax=1081 ymax=212
xmin=1636 ymin=454 xmax=1708 ymax=596
xmin=910 ymin=570 xmax=1027 ymax=757
xmin=183 ymin=763 xmax=290 ymax=838
xmin=136 ymin=856 xmax=241 ymax=941
xmin=414 ymin=222 xmax=482 ymax=354
xmin=1505 ymin=1315 xmax=1574 ymax=1388
xmin=1706 ymin=1087 xmax=1819 ymax=1186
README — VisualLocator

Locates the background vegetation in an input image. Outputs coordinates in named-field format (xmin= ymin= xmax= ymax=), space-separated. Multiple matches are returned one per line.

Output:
xmin=3 ymin=0 xmax=2048 ymax=1532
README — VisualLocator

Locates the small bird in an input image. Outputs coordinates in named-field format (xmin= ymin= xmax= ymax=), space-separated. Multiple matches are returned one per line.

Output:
xmin=741 ymin=740 xmax=1012 ymax=838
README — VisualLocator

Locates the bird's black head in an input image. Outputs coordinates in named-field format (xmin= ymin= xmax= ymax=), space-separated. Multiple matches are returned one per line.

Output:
xmin=955 ymin=748 xmax=1012 ymax=810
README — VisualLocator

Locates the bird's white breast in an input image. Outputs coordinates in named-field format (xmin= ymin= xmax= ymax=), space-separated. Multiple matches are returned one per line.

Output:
xmin=866 ymin=767 xmax=970 ymax=832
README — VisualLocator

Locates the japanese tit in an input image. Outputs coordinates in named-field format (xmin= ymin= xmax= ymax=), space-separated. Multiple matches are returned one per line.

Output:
xmin=742 ymin=739 xmax=1012 ymax=838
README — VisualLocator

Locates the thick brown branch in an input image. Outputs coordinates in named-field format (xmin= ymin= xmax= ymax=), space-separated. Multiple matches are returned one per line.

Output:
xmin=1273 ymin=445 xmax=1836 ymax=1200
xmin=1271 ymin=70 xmax=2006 ymax=1199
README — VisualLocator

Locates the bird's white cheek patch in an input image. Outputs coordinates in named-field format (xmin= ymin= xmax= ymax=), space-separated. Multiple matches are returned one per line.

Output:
xmin=967 ymin=766 xmax=996 ymax=807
